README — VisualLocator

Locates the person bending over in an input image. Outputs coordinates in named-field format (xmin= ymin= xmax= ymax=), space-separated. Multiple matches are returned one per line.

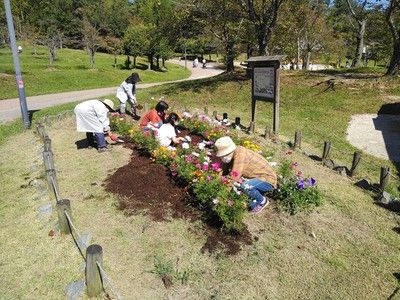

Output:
xmin=214 ymin=136 xmax=277 ymax=214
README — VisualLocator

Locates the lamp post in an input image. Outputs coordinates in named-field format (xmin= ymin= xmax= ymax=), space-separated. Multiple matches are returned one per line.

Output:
xmin=3 ymin=0 xmax=30 ymax=128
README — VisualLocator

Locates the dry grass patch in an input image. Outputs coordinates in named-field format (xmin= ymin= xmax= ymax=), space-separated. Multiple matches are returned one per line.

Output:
xmin=0 ymin=115 xmax=399 ymax=299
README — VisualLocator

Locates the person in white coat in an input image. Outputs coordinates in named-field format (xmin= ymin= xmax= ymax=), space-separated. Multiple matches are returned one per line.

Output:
xmin=116 ymin=72 xmax=141 ymax=117
xmin=74 ymin=99 xmax=115 ymax=152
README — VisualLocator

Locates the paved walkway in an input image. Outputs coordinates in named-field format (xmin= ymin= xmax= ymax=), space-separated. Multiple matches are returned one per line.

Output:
xmin=0 ymin=59 xmax=224 ymax=123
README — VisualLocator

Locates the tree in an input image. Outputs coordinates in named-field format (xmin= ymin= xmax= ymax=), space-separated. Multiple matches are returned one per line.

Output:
xmin=237 ymin=0 xmax=285 ymax=55
xmin=386 ymin=0 xmax=400 ymax=75
xmin=123 ymin=21 xmax=150 ymax=68
xmin=191 ymin=0 xmax=243 ymax=71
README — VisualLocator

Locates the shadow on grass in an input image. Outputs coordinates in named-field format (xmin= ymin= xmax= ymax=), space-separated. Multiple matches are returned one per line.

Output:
xmin=374 ymin=201 xmax=400 ymax=214
xmin=75 ymin=138 xmax=91 ymax=150
xmin=387 ymin=273 xmax=400 ymax=300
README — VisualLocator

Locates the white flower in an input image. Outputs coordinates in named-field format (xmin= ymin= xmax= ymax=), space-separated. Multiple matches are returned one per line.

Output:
xmin=184 ymin=135 xmax=192 ymax=142
xmin=269 ymin=162 xmax=277 ymax=167
xmin=212 ymin=198 xmax=219 ymax=204
xmin=181 ymin=142 xmax=189 ymax=149
xmin=191 ymin=151 xmax=200 ymax=157
xmin=198 ymin=142 xmax=205 ymax=150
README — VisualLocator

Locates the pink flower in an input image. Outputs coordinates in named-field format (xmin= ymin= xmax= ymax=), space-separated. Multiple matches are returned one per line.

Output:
xmin=171 ymin=172 xmax=177 ymax=177
xmin=231 ymin=170 xmax=239 ymax=178
xmin=202 ymin=164 xmax=209 ymax=171
xmin=211 ymin=162 xmax=221 ymax=171
xmin=227 ymin=200 xmax=233 ymax=207
xmin=195 ymin=163 xmax=201 ymax=169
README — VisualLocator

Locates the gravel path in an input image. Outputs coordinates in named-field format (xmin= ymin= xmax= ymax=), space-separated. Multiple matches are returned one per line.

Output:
xmin=0 ymin=59 xmax=224 ymax=123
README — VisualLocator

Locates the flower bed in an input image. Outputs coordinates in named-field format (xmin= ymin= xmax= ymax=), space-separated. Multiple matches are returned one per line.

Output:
xmin=110 ymin=113 xmax=324 ymax=232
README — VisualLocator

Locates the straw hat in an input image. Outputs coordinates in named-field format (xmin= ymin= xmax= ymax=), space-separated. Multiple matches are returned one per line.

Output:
xmin=101 ymin=99 xmax=115 ymax=111
xmin=215 ymin=136 xmax=237 ymax=157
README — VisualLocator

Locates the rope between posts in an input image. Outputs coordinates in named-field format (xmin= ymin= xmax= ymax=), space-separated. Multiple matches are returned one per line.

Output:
xmin=50 ymin=175 xmax=60 ymax=202
xmin=64 ymin=210 xmax=87 ymax=255
xmin=96 ymin=261 xmax=123 ymax=300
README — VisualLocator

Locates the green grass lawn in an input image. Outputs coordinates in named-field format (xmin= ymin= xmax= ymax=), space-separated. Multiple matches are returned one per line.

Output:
xmin=0 ymin=44 xmax=190 ymax=99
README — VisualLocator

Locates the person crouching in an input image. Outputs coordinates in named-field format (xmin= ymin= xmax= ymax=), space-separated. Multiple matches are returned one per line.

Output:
xmin=214 ymin=136 xmax=277 ymax=214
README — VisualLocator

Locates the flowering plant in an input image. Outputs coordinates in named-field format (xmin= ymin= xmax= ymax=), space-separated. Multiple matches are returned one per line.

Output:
xmin=110 ymin=114 xmax=135 ymax=135
xmin=151 ymin=146 xmax=177 ymax=166
xmin=170 ymin=152 xmax=247 ymax=232
xmin=275 ymin=159 xmax=323 ymax=215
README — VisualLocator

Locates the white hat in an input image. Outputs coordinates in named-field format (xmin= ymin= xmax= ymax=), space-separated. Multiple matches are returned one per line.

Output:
xmin=102 ymin=99 xmax=115 ymax=111
xmin=215 ymin=136 xmax=237 ymax=157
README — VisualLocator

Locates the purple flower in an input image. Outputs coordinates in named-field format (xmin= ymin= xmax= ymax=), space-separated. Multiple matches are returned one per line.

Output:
xmin=297 ymin=179 xmax=306 ymax=190
xmin=309 ymin=177 xmax=316 ymax=187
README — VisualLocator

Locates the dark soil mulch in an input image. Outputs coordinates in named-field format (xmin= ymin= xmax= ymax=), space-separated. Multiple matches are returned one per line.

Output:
xmin=103 ymin=140 xmax=253 ymax=255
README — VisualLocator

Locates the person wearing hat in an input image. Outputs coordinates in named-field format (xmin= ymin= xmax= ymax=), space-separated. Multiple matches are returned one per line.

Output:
xmin=74 ymin=99 xmax=115 ymax=153
xmin=116 ymin=72 xmax=141 ymax=117
xmin=215 ymin=136 xmax=277 ymax=213
xmin=139 ymin=100 xmax=169 ymax=131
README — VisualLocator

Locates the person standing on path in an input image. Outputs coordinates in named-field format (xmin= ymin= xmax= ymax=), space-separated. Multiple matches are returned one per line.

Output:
xmin=74 ymin=99 xmax=115 ymax=153
xmin=116 ymin=72 xmax=141 ymax=117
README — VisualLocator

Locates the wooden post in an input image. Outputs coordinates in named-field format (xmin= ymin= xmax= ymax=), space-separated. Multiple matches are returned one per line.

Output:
xmin=204 ymin=106 xmax=208 ymax=115
xmin=380 ymin=167 xmax=390 ymax=191
xmin=264 ymin=126 xmax=272 ymax=139
xmin=222 ymin=112 xmax=228 ymax=120
xmin=36 ymin=123 xmax=46 ymax=140
xmin=44 ymin=137 xmax=52 ymax=152
xmin=322 ymin=141 xmax=331 ymax=161
xmin=249 ymin=121 xmax=255 ymax=134
xmin=212 ymin=111 xmax=218 ymax=119
xmin=86 ymin=244 xmax=104 ymax=298
xmin=235 ymin=117 xmax=240 ymax=126
xmin=42 ymin=151 xmax=54 ymax=171
xmin=350 ymin=151 xmax=362 ymax=177
xmin=56 ymin=199 xmax=72 ymax=234
xmin=294 ymin=131 xmax=302 ymax=149
xmin=144 ymin=103 xmax=149 ymax=112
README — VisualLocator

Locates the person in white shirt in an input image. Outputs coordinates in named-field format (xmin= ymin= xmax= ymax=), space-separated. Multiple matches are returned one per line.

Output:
xmin=116 ymin=72 xmax=141 ymax=117
xmin=156 ymin=112 xmax=186 ymax=147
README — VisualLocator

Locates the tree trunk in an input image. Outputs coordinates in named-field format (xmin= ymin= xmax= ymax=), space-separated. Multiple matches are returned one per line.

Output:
xmin=385 ymin=0 xmax=400 ymax=76
xmin=225 ymin=41 xmax=235 ymax=72
xmin=352 ymin=20 xmax=366 ymax=67
xmin=89 ymin=47 xmax=95 ymax=68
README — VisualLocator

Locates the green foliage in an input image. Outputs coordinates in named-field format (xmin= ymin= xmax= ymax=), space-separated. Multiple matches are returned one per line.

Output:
xmin=151 ymin=255 xmax=190 ymax=286
xmin=275 ymin=159 xmax=323 ymax=215
xmin=109 ymin=114 xmax=135 ymax=136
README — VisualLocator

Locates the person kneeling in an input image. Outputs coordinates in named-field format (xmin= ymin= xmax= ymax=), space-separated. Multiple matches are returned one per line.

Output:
xmin=156 ymin=112 xmax=186 ymax=147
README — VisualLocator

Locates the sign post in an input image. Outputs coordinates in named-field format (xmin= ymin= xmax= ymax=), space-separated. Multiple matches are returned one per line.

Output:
xmin=247 ymin=55 xmax=285 ymax=135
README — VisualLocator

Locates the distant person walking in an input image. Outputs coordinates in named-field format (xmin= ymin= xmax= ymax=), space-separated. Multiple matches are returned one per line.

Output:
xmin=202 ymin=58 xmax=207 ymax=68
xmin=193 ymin=57 xmax=199 ymax=68
xmin=116 ymin=72 xmax=141 ymax=117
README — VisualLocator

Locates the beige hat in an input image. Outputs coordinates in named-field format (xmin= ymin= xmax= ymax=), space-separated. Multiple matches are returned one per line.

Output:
xmin=215 ymin=136 xmax=237 ymax=157
xmin=102 ymin=99 xmax=115 ymax=111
